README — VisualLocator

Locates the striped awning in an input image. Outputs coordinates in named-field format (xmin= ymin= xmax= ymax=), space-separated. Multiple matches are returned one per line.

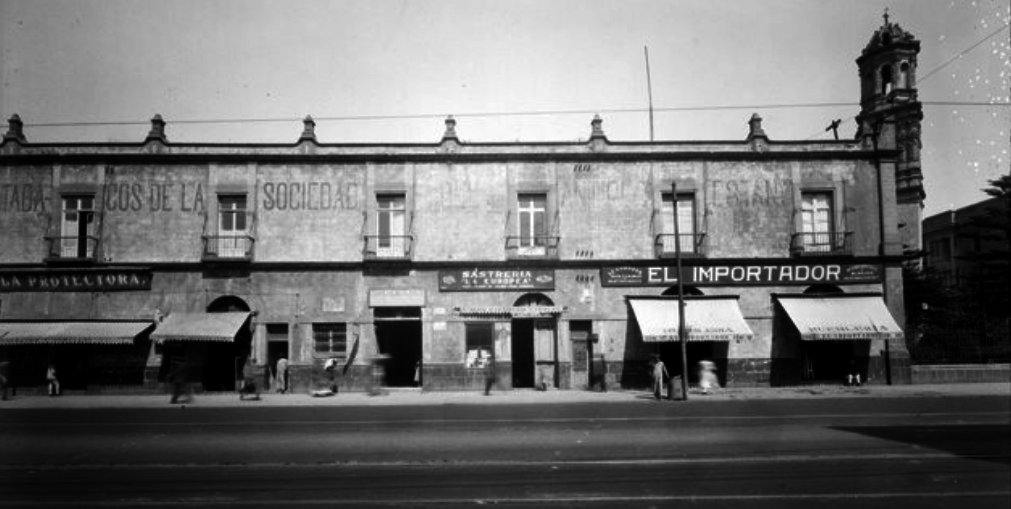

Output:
xmin=628 ymin=298 xmax=754 ymax=342
xmin=150 ymin=312 xmax=251 ymax=343
xmin=0 ymin=321 xmax=153 ymax=346
xmin=777 ymin=296 xmax=903 ymax=341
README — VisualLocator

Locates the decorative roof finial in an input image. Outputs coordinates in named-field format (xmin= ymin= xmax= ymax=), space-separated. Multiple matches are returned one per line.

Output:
xmin=3 ymin=114 xmax=26 ymax=143
xmin=300 ymin=115 xmax=316 ymax=142
xmin=145 ymin=114 xmax=167 ymax=143
xmin=442 ymin=115 xmax=458 ymax=141
xmin=746 ymin=113 xmax=767 ymax=140
xmin=589 ymin=114 xmax=606 ymax=140
xmin=883 ymin=7 xmax=890 ymax=25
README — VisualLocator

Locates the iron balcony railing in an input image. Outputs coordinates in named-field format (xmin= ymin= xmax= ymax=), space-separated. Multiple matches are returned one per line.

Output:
xmin=364 ymin=235 xmax=414 ymax=260
xmin=202 ymin=234 xmax=255 ymax=261
xmin=654 ymin=233 xmax=707 ymax=258
xmin=790 ymin=231 xmax=853 ymax=256
xmin=44 ymin=235 xmax=99 ymax=261
xmin=505 ymin=235 xmax=561 ymax=259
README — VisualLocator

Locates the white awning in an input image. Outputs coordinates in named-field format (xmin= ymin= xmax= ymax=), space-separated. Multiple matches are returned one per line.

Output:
xmin=150 ymin=312 xmax=251 ymax=343
xmin=0 ymin=321 xmax=153 ymax=345
xmin=628 ymin=298 xmax=754 ymax=342
xmin=777 ymin=296 xmax=903 ymax=341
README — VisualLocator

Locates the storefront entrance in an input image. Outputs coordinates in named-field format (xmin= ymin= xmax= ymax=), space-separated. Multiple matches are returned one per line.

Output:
xmin=374 ymin=308 xmax=422 ymax=387
xmin=655 ymin=341 xmax=729 ymax=386
xmin=800 ymin=340 xmax=869 ymax=383
xmin=205 ymin=296 xmax=252 ymax=392
xmin=510 ymin=293 xmax=558 ymax=389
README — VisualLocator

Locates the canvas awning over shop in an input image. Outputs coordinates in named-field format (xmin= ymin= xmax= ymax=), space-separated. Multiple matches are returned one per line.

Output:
xmin=777 ymin=296 xmax=903 ymax=341
xmin=150 ymin=312 xmax=251 ymax=343
xmin=0 ymin=321 xmax=154 ymax=346
xmin=628 ymin=298 xmax=754 ymax=342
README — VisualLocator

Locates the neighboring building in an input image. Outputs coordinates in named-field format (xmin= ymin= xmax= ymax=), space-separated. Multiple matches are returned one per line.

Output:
xmin=923 ymin=196 xmax=1008 ymax=286
xmin=0 ymin=16 xmax=922 ymax=393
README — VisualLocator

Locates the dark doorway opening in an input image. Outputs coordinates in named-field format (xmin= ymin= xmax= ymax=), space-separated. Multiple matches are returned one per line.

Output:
xmin=801 ymin=340 xmax=869 ymax=383
xmin=656 ymin=341 xmax=729 ymax=386
xmin=265 ymin=323 xmax=289 ymax=392
xmin=204 ymin=295 xmax=251 ymax=392
xmin=511 ymin=319 xmax=535 ymax=388
xmin=374 ymin=307 xmax=422 ymax=387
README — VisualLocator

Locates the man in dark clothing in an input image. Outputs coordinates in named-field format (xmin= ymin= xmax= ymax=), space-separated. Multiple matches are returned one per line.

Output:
xmin=483 ymin=353 xmax=496 ymax=396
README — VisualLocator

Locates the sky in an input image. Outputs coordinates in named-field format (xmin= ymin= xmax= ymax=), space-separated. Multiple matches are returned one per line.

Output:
xmin=1 ymin=0 xmax=1008 ymax=217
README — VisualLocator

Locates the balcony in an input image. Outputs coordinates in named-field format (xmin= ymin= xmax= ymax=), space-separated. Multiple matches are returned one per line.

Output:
xmin=202 ymin=234 xmax=255 ymax=262
xmin=505 ymin=235 xmax=560 ymax=259
xmin=790 ymin=232 xmax=853 ymax=256
xmin=44 ymin=235 xmax=99 ymax=264
xmin=364 ymin=235 xmax=413 ymax=260
xmin=654 ymin=233 xmax=707 ymax=258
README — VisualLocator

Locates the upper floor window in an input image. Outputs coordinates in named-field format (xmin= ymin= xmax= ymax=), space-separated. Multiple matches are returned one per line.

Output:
xmin=517 ymin=193 xmax=547 ymax=256
xmin=313 ymin=322 xmax=347 ymax=359
xmin=60 ymin=195 xmax=95 ymax=258
xmin=659 ymin=192 xmax=697 ymax=254
xmin=927 ymin=238 xmax=952 ymax=267
xmin=376 ymin=193 xmax=407 ymax=257
xmin=800 ymin=192 xmax=834 ymax=252
xmin=216 ymin=195 xmax=248 ymax=258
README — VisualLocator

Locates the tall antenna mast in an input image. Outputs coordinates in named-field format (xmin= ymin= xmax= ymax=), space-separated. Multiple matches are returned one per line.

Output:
xmin=644 ymin=45 xmax=655 ymax=141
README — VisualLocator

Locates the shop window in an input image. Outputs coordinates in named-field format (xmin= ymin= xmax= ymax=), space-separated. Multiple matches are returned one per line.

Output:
xmin=659 ymin=192 xmax=698 ymax=255
xmin=58 ymin=195 xmax=96 ymax=258
xmin=465 ymin=322 xmax=494 ymax=368
xmin=375 ymin=193 xmax=407 ymax=258
xmin=517 ymin=193 xmax=548 ymax=256
xmin=312 ymin=323 xmax=347 ymax=359
xmin=799 ymin=192 xmax=834 ymax=252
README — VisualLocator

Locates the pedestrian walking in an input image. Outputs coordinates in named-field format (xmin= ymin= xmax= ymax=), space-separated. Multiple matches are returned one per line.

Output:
xmin=46 ymin=363 xmax=60 ymax=396
xmin=275 ymin=357 xmax=288 ymax=394
xmin=239 ymin=356 xmax=260 ymax=401
xmin=698 ymin=360 xmax=719 ymax=395
xmin=168 ymin=355 xmax=191 ymax=404
xmin=650 ymin=355 xmax=668 ymax=400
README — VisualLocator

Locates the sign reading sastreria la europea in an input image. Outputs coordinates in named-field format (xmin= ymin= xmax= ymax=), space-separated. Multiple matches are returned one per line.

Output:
xmin=440 ymin=269 xmax=555 ymax=291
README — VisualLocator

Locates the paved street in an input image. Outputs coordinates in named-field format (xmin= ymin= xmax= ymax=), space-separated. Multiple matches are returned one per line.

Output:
xmin=2 ymin=390 xmax=1009 ymax=508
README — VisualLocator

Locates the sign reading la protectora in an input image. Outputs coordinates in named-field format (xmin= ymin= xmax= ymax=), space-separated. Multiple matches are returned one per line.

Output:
xmin=0 ymin=268 xmax=153 ymax=292
xmin=600 ymin=263 xmax=881 ymax=287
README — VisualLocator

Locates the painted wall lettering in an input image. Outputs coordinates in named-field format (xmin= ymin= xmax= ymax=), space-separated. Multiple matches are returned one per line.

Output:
xmin=0 ymin=183 xmax=47 ymax=213
xmin=101 ymin=182 xmax=201 ymax=213
xmin=0 ymin=268 xmax=153 ymax=292
xmin=261 ymin=180 xmax=359 ymax=211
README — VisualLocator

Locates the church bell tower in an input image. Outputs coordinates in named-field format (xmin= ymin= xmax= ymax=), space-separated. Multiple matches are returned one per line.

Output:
xmin=855 ymin=10 xmax=925 ymax=255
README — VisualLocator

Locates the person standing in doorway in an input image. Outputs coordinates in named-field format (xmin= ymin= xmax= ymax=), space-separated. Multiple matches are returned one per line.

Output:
xmin=650 ymin=355 xmax=668 ymax=400
xmin=275 ymin=357 xmax=288 ymax=394
xmin=46 ymin=364 xmax=60 ymax=397
xmin=482 ymin=352 xmax=496 ymax=396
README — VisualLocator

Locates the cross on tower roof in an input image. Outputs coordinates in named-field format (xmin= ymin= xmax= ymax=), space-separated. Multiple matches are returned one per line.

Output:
xmin=883 ymin=7 xmax=890 ymax=25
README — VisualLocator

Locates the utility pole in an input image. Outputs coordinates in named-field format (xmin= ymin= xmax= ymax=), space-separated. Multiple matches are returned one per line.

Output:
xmin=644 ymin=46 xmax=655 ymax=141
xmin=671 ymin=182 xmax=688 ymax=400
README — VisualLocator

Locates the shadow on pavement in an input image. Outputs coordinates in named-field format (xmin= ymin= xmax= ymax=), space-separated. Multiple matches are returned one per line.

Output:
xmin=831 ymin=424 xmax=1011 ymax=465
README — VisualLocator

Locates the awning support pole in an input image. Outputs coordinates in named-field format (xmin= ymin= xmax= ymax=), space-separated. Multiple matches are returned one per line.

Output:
xmin=672 ymin=183 xmax=688 ymax=401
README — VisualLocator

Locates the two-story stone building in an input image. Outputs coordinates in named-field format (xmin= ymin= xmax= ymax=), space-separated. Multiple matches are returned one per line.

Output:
xmin=0 ymin=18 xmax=924 ymax=394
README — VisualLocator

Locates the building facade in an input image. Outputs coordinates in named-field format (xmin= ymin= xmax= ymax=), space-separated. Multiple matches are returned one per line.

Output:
xmin=0 ymin=18 xmax=922 ymax=393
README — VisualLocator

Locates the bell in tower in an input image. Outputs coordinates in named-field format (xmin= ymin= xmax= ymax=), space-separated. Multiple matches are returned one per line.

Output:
xmin=855 ymin=9 xmax=925 ymax=255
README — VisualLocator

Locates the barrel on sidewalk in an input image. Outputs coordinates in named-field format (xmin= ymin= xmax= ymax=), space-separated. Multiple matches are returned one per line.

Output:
xmin=667 ymin=375 xmax=682 ymax=400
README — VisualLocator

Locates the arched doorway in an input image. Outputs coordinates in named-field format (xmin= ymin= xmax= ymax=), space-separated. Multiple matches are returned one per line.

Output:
xmin=203 ymin=295 xmax=252 ymax=391
xmin=511 ymin=293 xmax=557 ymax=389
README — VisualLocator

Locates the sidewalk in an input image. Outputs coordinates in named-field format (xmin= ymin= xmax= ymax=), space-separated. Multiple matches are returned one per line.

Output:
xmin=1 ymin=382 xmax=1008 ymax=409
